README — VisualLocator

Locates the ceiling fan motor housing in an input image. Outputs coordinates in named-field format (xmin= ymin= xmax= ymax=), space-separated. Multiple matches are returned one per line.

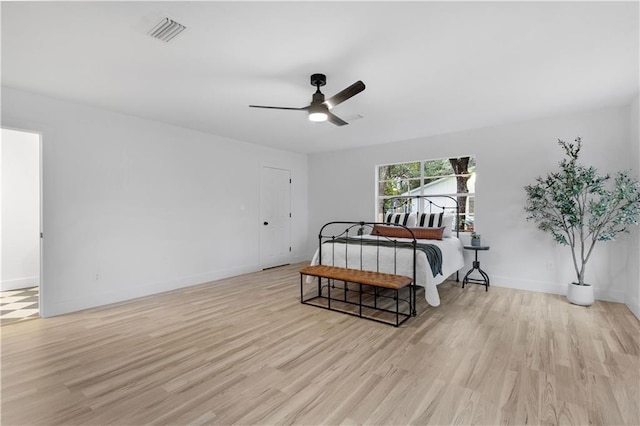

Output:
xmin=310 ymin=73 xmax=326 ymax=87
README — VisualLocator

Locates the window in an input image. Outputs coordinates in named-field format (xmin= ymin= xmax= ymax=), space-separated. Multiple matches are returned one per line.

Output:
xmin=376 ymin=156 xmax=476 ymax=231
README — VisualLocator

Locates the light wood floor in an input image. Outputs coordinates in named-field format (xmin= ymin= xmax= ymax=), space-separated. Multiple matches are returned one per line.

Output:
xmin=2 ymin=262 xmax=639 ymax=425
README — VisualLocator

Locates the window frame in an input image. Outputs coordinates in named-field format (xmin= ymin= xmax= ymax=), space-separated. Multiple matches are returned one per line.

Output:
xmin=376 ymin=156 xmax=476 ymax=232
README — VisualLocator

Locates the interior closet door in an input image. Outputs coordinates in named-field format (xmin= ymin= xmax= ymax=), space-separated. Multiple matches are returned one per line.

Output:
xmin=259 ymin=166 xmax=291 ymax=269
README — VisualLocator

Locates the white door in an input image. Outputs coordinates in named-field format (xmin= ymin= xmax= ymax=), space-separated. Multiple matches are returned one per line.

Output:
xmin=260 ymin=166 xmax=291 ymax=269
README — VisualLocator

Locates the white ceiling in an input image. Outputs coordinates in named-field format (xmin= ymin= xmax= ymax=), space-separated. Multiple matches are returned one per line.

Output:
xmin=2 ymin=1 xmax=638 ymax=154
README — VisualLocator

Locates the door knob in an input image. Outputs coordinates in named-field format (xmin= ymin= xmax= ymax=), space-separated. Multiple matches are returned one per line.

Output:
xmin=263 ymin=221 xmax=269 ymax=226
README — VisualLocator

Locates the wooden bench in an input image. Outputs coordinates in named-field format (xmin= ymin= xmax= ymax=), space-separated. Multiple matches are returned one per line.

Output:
xmin=299 ymin=264 xmax=414 ymax=327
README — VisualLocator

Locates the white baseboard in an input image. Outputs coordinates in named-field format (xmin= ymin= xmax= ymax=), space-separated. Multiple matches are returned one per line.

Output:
xmin=42 ymin=264 xmax=262 ymax=317
xmin=291 ymin=253 xmax=313 ymax=264
xmin=490 ymin=275 xmax=565 ymax=296
xmin=1 ymin=277 xmax=40 ymax=291
xmin=626 ymin=300 xmax=640 ymax=321
xmin=489 ymin=275 xmax=625 ymax=303
xmin=41 ymin=264 xmax=635 ymax=318
xmin=594 ymin=288 xmax=626 ymax=304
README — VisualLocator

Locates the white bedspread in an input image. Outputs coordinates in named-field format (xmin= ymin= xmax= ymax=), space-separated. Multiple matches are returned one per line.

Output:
xmin=309 ymin=236 xmax=464 ymax=307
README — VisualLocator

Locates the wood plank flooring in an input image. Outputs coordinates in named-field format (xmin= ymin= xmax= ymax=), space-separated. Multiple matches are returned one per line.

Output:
xmin=2 ymin=262 xmax=639 ymax=425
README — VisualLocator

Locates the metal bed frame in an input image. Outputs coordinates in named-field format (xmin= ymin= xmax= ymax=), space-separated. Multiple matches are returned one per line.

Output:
xmin=300 ymin=195 xmax=462 ymax=326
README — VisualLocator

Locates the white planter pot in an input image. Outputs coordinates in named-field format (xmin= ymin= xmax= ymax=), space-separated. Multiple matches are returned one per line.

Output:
xmin=567 ymin=282 xmax=594 ymax=306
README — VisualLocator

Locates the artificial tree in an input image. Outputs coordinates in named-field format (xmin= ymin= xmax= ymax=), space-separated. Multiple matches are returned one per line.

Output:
xmin=524 ymin=137 xmax=640 ymax=286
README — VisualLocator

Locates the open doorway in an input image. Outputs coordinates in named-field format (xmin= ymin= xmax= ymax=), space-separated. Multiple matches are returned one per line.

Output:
xmin=1 ymin=128 xmax=41 ymax=324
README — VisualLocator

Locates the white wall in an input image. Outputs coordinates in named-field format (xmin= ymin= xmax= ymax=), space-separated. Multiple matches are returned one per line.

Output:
xmin=1 ymin=128 xmax=40 ymax=291
xmin=308 ymin=104 xmax=634 ymax=303
xmin=1 ymin=87 xmax=308 ymax=317
xmin=627 ymin=94 xmax=640 ymax=319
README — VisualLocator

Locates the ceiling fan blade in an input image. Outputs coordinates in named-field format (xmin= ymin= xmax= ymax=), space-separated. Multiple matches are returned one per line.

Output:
xmin=249 ymin=105 xmax=309 ymax=111
xmin=324 ymin=80 xmax=365 ymax=109
xmin=326 ymin=111 xmax=348 ymax=126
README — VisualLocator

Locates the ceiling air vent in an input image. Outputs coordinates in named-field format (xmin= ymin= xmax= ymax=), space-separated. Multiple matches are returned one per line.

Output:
xmin=148 ymin=17 xmax=186 ymax=42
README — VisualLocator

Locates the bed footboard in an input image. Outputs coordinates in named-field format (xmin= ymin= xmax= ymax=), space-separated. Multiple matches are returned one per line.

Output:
xmin=299 ymin=221 xmax=418 ymax=327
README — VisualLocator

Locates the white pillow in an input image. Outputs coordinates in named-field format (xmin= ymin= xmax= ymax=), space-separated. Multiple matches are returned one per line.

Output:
xmin=442 ymin=214 xmax=456 ymax=238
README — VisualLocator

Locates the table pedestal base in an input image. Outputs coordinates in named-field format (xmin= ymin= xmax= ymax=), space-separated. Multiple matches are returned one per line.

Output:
xmin=462 ymin=260 xmax=489 ymax=291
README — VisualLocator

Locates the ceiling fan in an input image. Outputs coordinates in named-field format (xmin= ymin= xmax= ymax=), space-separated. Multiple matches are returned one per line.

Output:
xmin=249 ymin=73 xmax=365 ymax=126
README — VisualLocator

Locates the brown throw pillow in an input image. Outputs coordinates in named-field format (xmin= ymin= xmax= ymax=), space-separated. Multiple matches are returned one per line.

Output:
xmin=409 ymin=226 xmax=445 ymax=240
xmin=371 ymin=225 xmax=445 ymax=240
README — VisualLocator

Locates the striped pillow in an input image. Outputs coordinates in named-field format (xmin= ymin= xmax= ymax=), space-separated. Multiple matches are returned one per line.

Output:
xmin=416 ymin=212 xmax=444 ymax=227
xmin=384 ymin=213 xmax=416 ymax=227
xmin=416 ymin=212 xmax=455 ymax=238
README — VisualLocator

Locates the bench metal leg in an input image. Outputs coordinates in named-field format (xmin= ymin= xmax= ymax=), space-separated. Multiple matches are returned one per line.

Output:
xmin=396 ymin=289 xmax=399 ymax=326
xmin=374 ymin=287 xmax=378 ymax=309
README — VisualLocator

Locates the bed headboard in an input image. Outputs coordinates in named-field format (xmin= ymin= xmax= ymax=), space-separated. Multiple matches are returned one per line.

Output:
xmin=382 ymin=195 xmax=461 ymax=238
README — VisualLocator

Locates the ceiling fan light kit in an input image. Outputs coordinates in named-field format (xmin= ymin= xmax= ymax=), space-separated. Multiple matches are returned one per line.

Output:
xmin=250 ymin=73 xmax=365 ymax=126
xmin=308 ymin=104 xmax=328 ymax=122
